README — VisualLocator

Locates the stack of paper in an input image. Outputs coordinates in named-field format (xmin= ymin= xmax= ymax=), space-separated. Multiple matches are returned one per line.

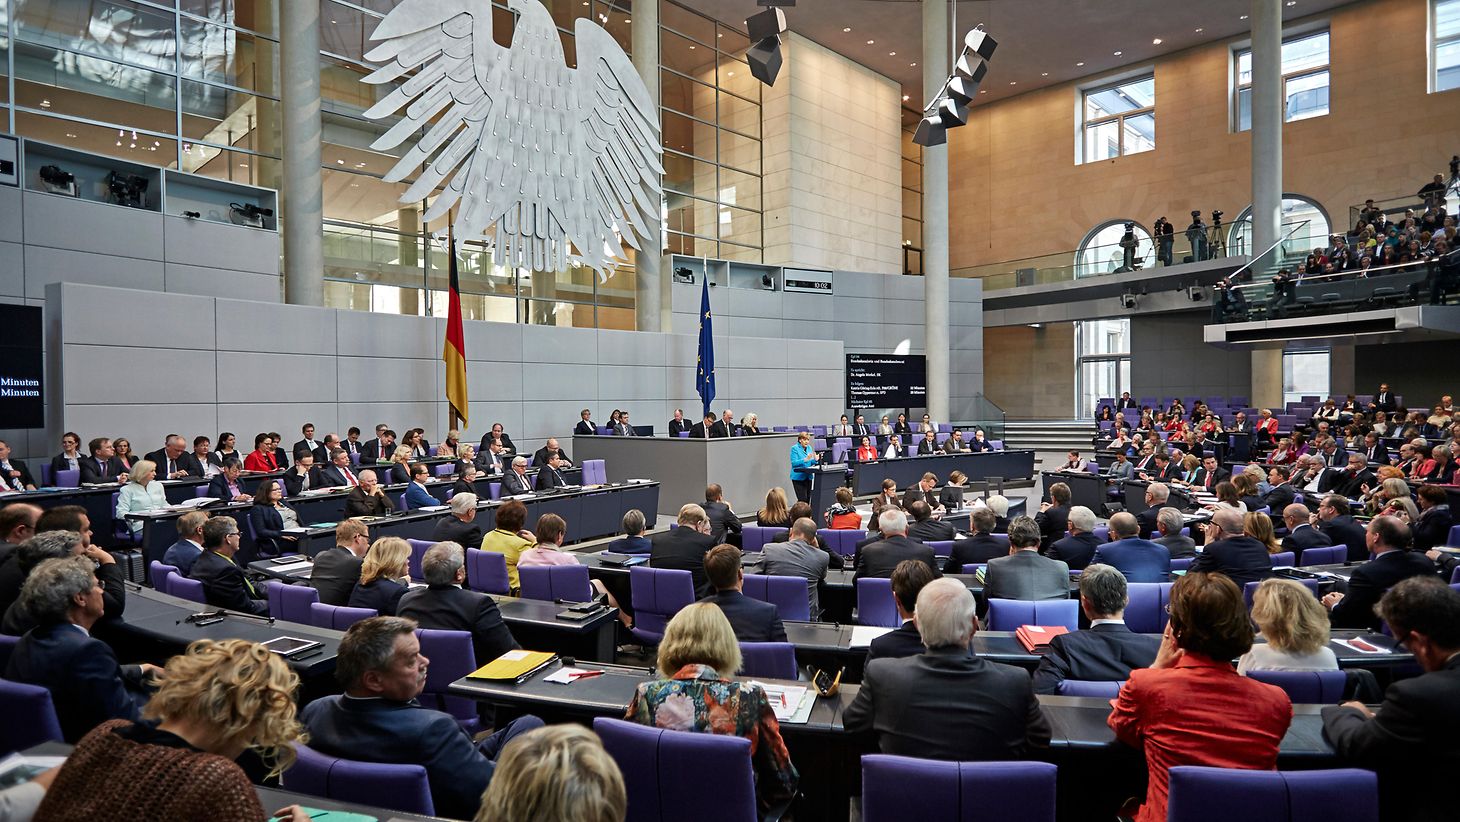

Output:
xmin=749 ymin=682 xmax=815 ymax=723
xmin=849 ymin=626 xmax=894 ymax=648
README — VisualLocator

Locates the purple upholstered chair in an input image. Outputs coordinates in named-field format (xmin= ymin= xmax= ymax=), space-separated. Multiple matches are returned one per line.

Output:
xmin=986 ymin=599 xmax=1079 ymax=632
xmin=282 ymin=744 xmax=435 ymax=816
xmin=1269 ymin=551 xmax=1295 ymax=567
xmin=405 ymin=538 xmax=433 ymax=581
xmin=55 ymin=468 xmax=80 ymax=488
xmin=519 ymin=564 xmax=593 ymax=602
xmin=0 ymin=679 xmax=65 ymax=754
xmin=629 ymin=567 xmax=695 ymax=645
xmin=1170 ymin=557 xmax=1194 ymax=572
xmin=1245 ymin=669 xmax=1347 ymax=703
xmin=593 ymin=717 xmax=775 ymax=822
xmin=740 ymin=525 xmax=786 ymax=553
xmin=582 ymin=459 xmax=607 ymax=485
xmin=740 ymin=574 xmax=811 ymax=622
xmin=1092 ymin=524 xmax=1110 ymax=542
xmin=308 ymin=602 xmax=377 ymax=630
xmin=856 ymin=578 xmax=899 ymax=627
xmin=149 ymin=560 xmax=179 ymax=588
xmin=1167 ymin=766 xmax=1378 ymax=822
xmin=415 ymin=629 xmax=481 ymax=733
xmin=1056 ymin=680 xmax=1124 ymax=697
xmin=1124 ymin=582 xmax=1172 ymax=634
xmin=164 ymin=573 xmax=207 ymax=604
xmin=862 ymin=756 xmax=1057 ymax=822
xmin=816 ymin=529 xmax=865 ymax=557
xmin=265 ymin=580 xmax=319 ymax=625
xmin=926 ymin=540 xmax=954 ymax=557
xmin=464 ymin=548 xmax=511 ymax=595
xmin=0 ymin=635 xmax=17 ymax=671
xmin=737 ymin=642 xmax=798 ymax=680
xmin=1299 ymin=545 xmax=1346 ymax=566
xmin=960 ymin=563 xmax=988 ymax=575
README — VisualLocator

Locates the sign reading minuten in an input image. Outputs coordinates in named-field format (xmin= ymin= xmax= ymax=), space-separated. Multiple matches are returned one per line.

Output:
xmin=846 ymin=353 xmax=926 ymax=409
xmin=0 ymin=305 xmax=44 ymax=428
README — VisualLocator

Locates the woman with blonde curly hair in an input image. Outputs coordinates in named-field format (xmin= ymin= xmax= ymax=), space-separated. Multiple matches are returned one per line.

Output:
xmin=33 ymin=639 xmax=308 ymax=821
xmin=475 ymin=724 xmax=626 ymax=822
xmin=1238 ymin=578 xmax=1338 ymax=673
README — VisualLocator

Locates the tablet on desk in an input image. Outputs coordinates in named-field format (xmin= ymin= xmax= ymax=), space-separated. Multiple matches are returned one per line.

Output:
xmin=261 ymin=636 xmax=324 ymax=658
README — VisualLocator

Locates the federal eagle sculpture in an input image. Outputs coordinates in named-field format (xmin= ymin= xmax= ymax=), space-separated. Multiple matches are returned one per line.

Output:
xmin=362 ymin=0 xmax=663 ymax=280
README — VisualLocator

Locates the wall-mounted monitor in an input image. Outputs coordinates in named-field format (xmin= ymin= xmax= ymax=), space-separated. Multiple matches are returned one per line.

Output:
xmin=846 ymin=353 xmax=926 ymax=409
xmin=0 ymin=305 xmax=45 ymax=428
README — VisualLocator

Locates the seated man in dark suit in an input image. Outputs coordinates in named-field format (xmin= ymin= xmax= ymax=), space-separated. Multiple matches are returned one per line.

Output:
xmin=668 ymin=409 xmax=691 ymax=436
xmin=360 ymin=426 xmax=396 ymax=464
xmin=344 ymin=470 xmax=395 ymax=517
xmin=1280 ymin=503 xmax=1332 ymax=560
xmin=1326 ymin=454 xmax=1376 ymax=500
xmin=650 ymin=504 xmax=717 ymax=598
xmin=689 ymin=412 xmax=716 ymax=438
xmin=398 ymin=541 xmax=519 ymax=664
xmin=1 ymin=525 xmax=124 ymax=635
xmin=300 ymin=616 xmax=542 ymax=821
xmin=1133 ymin=482 xmax=1171 ymax=538
xmin=143 ymin=434 xmax=197 ymax=480
xmin=531 ymin=437 xmax=572 ymax=468
xmin=501 ymin=457 xmax=534 ymax=496
xmin=311 ymin=520 xmax=370 ymax=606
xmin=432 ymin=493 xmax=484 ymax=550
xmin=1180 ymin=454 xmax=1229 ymax=494
xmin=853 ymin=509 xmax=941 ymax=581
xmin=1032 ymin=564 xmax=1162 ymax=694
xmin=0 ymin=503 xmax=40 ymax=564
xmin=1322 ymin=577 xmax=1460 ymax=821
xmin=292 ymin=423 xmax=323 ymax=465
xmin=1323 ymin=516 xmax=1439 ymax=630
xmin=188 ymin=517 xmax=268 ymax=616
xmin=532 ymin=453 xmax=570 ymax=492
xmin=574 ymin=408 xmax=597 ymax=435
xmin=702 ymin=484 xmax=743 ymax=546
xmin=1314 ymin=495 xmax=1370 ymax=563
xmin=4 ymin=556 xmax=157 ymax=742
xmin=604 ymin=508 xmax=652 ymax=554
xmin=985 ymin=516 xmax=1070 ymax=607
xmin=916 ymin=430 xmax=940 ymax=455
xmin=281 ymin=452 xmax=320 ymax=496
xmin=906 ymin=500 xmax=956 ymax=543
xmin=1035 ymin=483 xmax=1071 ymax=551
xmin=79 ymin=437 xmax=128 ymax=484
xmin=161 ymin=510 xmax=209 ymax=576
xmin=1091 ymin=512 xmax=1170 ymax=582
xmin=700 ymin=545 xmax=785 ymax=643
xmin=845 ymin=577 xmax=1051 ymax=760
xmin=1046 ymin=505 xmax=1101 ymax=570
xmin=868 ymin=560 xmax=936 ymax=661
xmin=1262 ymin=468 xmax=1297 ymax=513
xmin=0 ymin=439 xmax=36 ymax=491
xmin=1190 ymin=508 xmax=1274 ymax=589
xmin=1153 ymin=507 xmax=1196 ymax=559
xmin=944 ymin=508 xmax=1008 ymax=573
xmin=901 ymin=473 xmax=942 ymax=513
xmin=316 ymin=449 xmax=361 ymax=489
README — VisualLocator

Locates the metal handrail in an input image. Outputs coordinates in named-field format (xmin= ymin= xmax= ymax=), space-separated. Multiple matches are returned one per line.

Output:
xmin=1220 ymin=219 xmax=1311 ymax=285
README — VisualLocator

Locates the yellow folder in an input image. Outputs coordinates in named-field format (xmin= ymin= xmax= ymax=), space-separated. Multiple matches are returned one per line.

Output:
xmin=468 ymin=650 xmax=558 ymax=683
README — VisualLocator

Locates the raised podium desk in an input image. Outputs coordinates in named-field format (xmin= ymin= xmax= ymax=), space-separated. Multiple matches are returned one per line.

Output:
xmin=574 ymin=433 xmax=798 ymax=516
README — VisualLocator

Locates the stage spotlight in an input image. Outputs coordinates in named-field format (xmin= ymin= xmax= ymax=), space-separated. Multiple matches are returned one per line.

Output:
xmin=745 ymin=6 xmax=788 ymax=86
xmin=761 ymin=272 xmax=775 ymax=290
xmin=914 ymin=24 xmax=999 ymax=147
xmin=673 ymin=266 xmax=695 ymax=285
xmin=38 ymin=165 xmax=77 ymax=197
xmin=106 ymin=171 xmax=150 ymax=209
xmin=228 ymin=201 xmax=273 ymax=229
xmin=1120 ymin=293 xmax=1138 ymax=309
xmin=913 ymin=114 xmax=946 ymax=147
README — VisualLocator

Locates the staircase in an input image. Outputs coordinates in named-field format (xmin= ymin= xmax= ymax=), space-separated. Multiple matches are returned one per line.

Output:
xmin=1002 ymin=420 xmax=1097 ymax=454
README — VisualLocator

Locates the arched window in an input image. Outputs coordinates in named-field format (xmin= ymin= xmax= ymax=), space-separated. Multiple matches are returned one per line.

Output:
xmin=1228 ymin=195 xmax=1330 ymax=259
xmin=1076 ymin=221 xmax=1152 ymax=279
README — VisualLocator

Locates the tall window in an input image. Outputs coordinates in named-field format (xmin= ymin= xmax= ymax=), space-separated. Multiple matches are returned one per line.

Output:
xmin=1282 ymin=350 xmax=1330 ymax=406
xmin=901 ymin=124 xmax=923 ymax=275
xmin=1077 ymin=221 xmax=1152 ymax=278
xmin=1234 ymin=30 xmax=1330 ymax=131
xmin=1436 ymin=0 xmax=1460 ymax=92
xmin=1076 ymin=319 xmax=1131 ymax=417
xmin=1080 ymin=76 xmax=1155 ymax=163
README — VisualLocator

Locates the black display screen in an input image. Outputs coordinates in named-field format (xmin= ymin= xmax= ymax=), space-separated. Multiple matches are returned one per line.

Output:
xmin=846 ymin=353 xmax=926 ymax=409
xmin=0 ymin=305 xmax=44 ymax=429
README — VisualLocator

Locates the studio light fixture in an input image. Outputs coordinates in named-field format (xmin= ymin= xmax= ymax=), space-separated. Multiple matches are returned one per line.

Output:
xmin=106 ymin=171 xmax=150 ymax=209
xmin=229 ymin=201 xmax=274 ymax=229
xmin=38 ymin=165 xmax=77 ymax=197
xmin=914 ymin=24 xmax=999 ymax=147
xmin=745 ymin=1 xmax=794 ymax=86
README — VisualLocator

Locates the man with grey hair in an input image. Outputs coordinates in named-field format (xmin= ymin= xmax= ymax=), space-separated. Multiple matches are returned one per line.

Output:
xmin=1 ymin=530 xmax=124 ymax=635
xmin=1135 ymin=482 xmax=1170 ymax=538
xmin=344 ymin=469 xmax=395 ymax=516
xmin=605 ymin=509 xmax=651 ymax=553
xmin=650 ymin=503 xmax=716 ymax=598
xmin=762 ymin=517 xmax=831 ymax=619
xmin=1191 ymin=507 xmax=1273 ymax=588
xmin=398 ymin=541 xmax=518 ymax=663
xmin=1155 ymin=507 xmax=1195 ymax=558
xmin=1032 ymin=564 xmax=1161 ymax=694
xmin=984 ymin=494 xmax=1011 ymax=532
xmin=1047 ymin=505 xmax=1100 ymax=570
xmin=853 ymin=507 xmax=940 ymax=581
xmin=5 ymin=556 xmax=157 ymax=742
xmin=844 ymin=577 xmax=1050 ymax=759
xmin=985 ymin=515 xmax=1070 ymax=608
xmin=432 ymin=492 xmax=483 ymax=549
xmin=1091 ymin=512 xmax=1169 ymax=582
xmin=301 ymin=616 xmax=542 ymax=820
xmin=501 ymin=455 xmax=533 ymax=496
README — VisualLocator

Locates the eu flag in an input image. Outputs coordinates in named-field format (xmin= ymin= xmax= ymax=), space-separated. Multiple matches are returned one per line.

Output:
xmin=696 ymin=274 xmax=716 ymax=418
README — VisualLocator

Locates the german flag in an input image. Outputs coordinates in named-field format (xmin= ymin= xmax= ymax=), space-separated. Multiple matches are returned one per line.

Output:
xmin=442 ymin=234 xmax=468 ymax=429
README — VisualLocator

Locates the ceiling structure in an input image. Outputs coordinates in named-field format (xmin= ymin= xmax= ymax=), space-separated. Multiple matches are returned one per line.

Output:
xmin=672 ymin=0 xmax=1360 ymax=117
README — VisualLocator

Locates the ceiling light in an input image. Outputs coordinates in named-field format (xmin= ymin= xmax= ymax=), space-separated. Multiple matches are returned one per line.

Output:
xmin=1240 ymin=14 xmax=1248 ymax=19
xmin=1041 ymin=72 xmax=1049 ymax=76
xmin=1195 ymin=27 xmax=1204 ymax=33
xmin=1009 ymin=81 xmax=1016 ymax=85
xmin=689 ymin=45 xmax=695 ymax=49
xmin=39 ymin=100 xmax=51 ymax=108
xmin=624 ymin=18 xmax=630 ymax=23
xmin=843 ymin=27 xmax=851 ymax=33
xmin=65 ymin=133 xmax=77 ymax=138
xmin=1286 ymin=1 xmax=1296 ymax=5
xmin=1152 ymin=38 xmax=1162 ymax=45
xmin=727 ymin=71 xmax=735 ymax=76
xmin=910 ymin=62 xmax=917 ymax=67
xmin=903 ymin=95 xmax=910 ymax=101
xmin=1113 ymin=50 xmax=1123 ymax=56
xmin=1076 ymin=61 xmax=1085 ymax=66
xmin=889 ymin=51 xmax=896 ymax=56
xmin=336 ymin=159 xmax=345 ymax=164
xmin=239 ymin=163 xmax=249 ymax=168
xmin=866 ymin=40 xmax=875 ymax=45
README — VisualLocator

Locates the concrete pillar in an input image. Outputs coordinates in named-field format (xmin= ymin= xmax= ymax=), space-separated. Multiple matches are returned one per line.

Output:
xmin=1251 ymin=348 xmax=1284 ymax=410
xmin=397 ymin=207 xmax=421 ymax=316
xmin=1329 ymin=344 xmax=1355 ymax=397
xmin=281 ymin=0 xmax=324 ymax=306
xmin=631 ymin=0 xmax=665 ymax=332
xmin=1249 ymin=0 xmax=1283 ymax=263
xmin=922 ymin=0 xmax=950 ymax=422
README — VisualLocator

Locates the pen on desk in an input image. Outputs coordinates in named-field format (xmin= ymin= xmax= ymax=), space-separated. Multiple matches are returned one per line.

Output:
xmin=569 ymin=670 xmax=605 ymax=680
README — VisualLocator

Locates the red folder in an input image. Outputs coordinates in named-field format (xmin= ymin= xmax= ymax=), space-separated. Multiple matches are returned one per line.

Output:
xmin=1015 ymin=624 xmax=1070 ymax=653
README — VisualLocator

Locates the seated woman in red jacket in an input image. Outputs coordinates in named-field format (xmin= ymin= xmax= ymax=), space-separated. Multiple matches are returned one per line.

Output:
xmin=242 ymin=433 xmax=278 ymax=472
xmin=855 ymin=436 xmax=878 ymax=462
xmin=1107 ymin=572 xmax=1292 ymax=822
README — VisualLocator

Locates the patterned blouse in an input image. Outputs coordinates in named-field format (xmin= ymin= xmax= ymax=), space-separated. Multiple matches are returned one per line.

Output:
xmin=625 ymin=664 xmax=799 ymax=810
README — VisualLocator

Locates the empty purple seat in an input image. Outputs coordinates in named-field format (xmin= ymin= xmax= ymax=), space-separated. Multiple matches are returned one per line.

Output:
xmin=165 ymin=574 xmax=207 ymax=604
xmin=464 ymin=548 xmax=511 ymax=595
xmin=1170 ymin=557 xmax=1193 ymax=572
xmin=519 ymin=564 xmax=593 ymax=602
xmin=856 ymin=578 xmax=899 ymax=627
xmin=1299 ymin=545 xmax=1346 ymax=566
xmin=595 ymin=426 xmax=613 ymax=435
xmin=629 ymin=566 xmax=695 ymax=644
xmin=433 ymin=463 xmax=453 ymax=477
xmin=1269 ymin=551 xmax=1295 ymax=567
xmin=1125 ymin=582 xmax=1172 ymax=633
xmin=740 ymin=525 xmax=786 ymax=553
xmin=149 ymin=560 xmax=179 ymax=588
xmin=282 ymin=744 xmax=435 ymax=816
xmin=0 ymin=679 xmax=65 ymax=754
xmin=1056 ymin=680 xmax=1124 ymax=697
xmin=415 ymin=628 xmax=481 ymax=733
xmin=816 ymin=529 xmax=864 ymax=557
xmin=926 ymin=540 xmax=954 ymax=557
xmin=593 ymin=718 xmax=769 ymax=821
xmin=308 ymin=602 xmax=377 ymax=630
xmin=986 ymin=599 xmax=1079 ymax=632
xmin=55 ymin=468 xmax=80 ymax=488
xmin=737 ymin=642 xmax=798 ymax=680
xmin=960 ymin=563 xmax=987 ymax=575
xmin=1092 ymin=524 xmax=1110 ymax=542
xmin=740 ymin=574 xmax=810 ymax=622
xmin=406 ymin=538 xmax=433 ymax=580
xmin=862 ymin=756 xmax=1057 ymax=822
xmin=581 ymin=459 xmax=607 ymax=485
xmin=1448 ymin=524 xmax=1460 ymax=547
xmin=1167 ymin=766 xmax=1377 ymax=822
xmin=265 ymin=580 xmax=319 ymax=625
xmin=1245 ymin=669 xmax=1346 ymax=703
